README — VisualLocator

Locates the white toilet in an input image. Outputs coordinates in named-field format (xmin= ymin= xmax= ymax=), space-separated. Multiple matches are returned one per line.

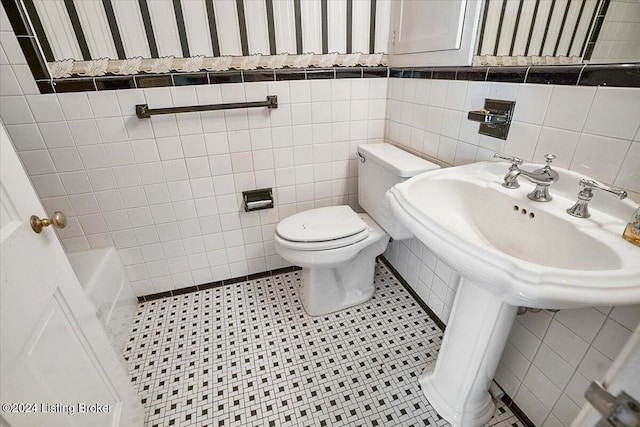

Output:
xmin=275 ymin=143 xmax=440 ymax=316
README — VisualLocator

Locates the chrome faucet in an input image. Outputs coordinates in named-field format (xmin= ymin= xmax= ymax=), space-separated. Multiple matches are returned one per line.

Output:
xmin=494 ymin=153 xmax=559 ymax=202
xmin=566 ymin=179 xmax=627 ymax=218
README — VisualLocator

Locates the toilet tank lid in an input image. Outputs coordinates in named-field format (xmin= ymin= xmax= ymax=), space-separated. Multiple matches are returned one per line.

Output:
xmin=357 ymin=143 xmax=440 ymax=178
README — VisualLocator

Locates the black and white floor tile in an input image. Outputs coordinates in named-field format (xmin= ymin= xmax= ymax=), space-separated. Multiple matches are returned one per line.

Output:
xmin=124 ymin=262 xmax=524 ymax=427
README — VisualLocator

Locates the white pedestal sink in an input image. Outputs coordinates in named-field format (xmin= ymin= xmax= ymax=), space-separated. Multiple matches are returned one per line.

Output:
xmin=387 ymin=161 xmax=640 ymax=426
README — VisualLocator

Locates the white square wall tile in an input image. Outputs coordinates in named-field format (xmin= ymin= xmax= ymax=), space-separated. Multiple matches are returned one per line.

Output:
xmin=0 ymin=96 xmax=34 ymax=124
xmin=504 ymin=121 xmax=541 ymax=161
xmin=49 ymin=147 xmax=84 ymax=172
xmin=5 ymin=124 xmax=45 ymax=151
xmin=532 ymin=343 xmax=574 ymax=389
xmin=570 ymin=133 xmax=630 ymax=184
xmin=87 ymin=91 xmax=122 ymax=117
xmin=96 ymin=117 xmax=129 ymax=142
xmin=584 ymin=87 xmax=640 ymax=140
xmin=31 ymin=174 xmax=65 ymax=198
xmin=115 ymin=89 xmax=145 ymax=116
xmin=543 ymin=320 xmax=590 ymax=367
xmin=156 ymin=136 xmax=184 ymax=160
xmin=131 ymin=139 xmax=160 ymax=163
xmin=544 ymin=86 xmax=596 ymax=132
xmin=578 ymin=347 xmax=613 ymax=381
xmin=0 ymin=65 xmax=22 ymax=95
xmin=513 ymin=84 xmax=552 ymax=125
xmin=68 ymin=120 xmax=102 ymax=146
xmin=592 ymin=319 xmax=633 ymax=360
xmin=105 ymin=142 xmax=135 ymax=166
xmin=289 ymin=80 xmax=311 ymax=103
xmin=57 ymin=93 xmax=94 ymax=120
xmin=614 ymin=142 xmax=640 ymax=193
xmin=78 ymin=145 xmax=110 ymax=169
xmin=609 ymin=304 xmax=640 ymax=331
xmin=523 ymin=365 xmax=562 ymax=410
xmin=59 ymin=171 xmax=92 ymax=194
xmin=514 ymin=385 xmax=550 ymax=426
xmin=38 ymin=122 xmax=74 ymax=149
xmin=533 ymin=127 xmax=580 ymax=168
xmin=445 ymin=80 xmax=468 ymax=111
xmin=25 ymin=94 xmax=64 ymax=122
xmin=87 ymin=169 xmax=117 ymax=191
xmin=69 ymin=193 xmax=100 ymax=215
xmin=554 ymin=307 xmax=606 ymax=343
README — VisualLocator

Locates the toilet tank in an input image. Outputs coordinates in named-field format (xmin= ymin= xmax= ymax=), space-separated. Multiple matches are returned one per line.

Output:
xmin=357 ymin=143 xmax=440 ymax=239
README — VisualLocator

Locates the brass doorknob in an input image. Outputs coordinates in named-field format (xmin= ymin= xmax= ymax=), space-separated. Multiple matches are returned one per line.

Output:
xmin=30 ymin=211 xmax=67 ymax=234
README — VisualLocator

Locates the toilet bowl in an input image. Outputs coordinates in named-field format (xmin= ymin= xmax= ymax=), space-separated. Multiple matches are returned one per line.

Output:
xmin=275 ymin=143 xmax=440 ymax=316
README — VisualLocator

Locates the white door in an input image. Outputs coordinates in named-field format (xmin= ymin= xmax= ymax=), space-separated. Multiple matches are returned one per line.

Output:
xmin=0 ymin=123 xmax=143 ymax=427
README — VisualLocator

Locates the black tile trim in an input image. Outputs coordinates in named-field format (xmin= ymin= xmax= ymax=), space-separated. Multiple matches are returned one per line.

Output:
xmin=486 ymin=66 xmax=528 ymax=83
xmin=578 ymin=64 xmax=640 ymax=88
xmin=336 ymin=68 xmax=363 ymax=79
xmin=36 ymin=80 xmax=55 ymax=94
xmin=305 ymin=68 xmax=336 ymax=79
xmin=136 ymin=265 xmax=302 ymax=302
xmin=502 ymin=393 xmax=537 ymax=427
xmin=95 ymin=76 xmax=136 ymax=91
xmin=379 ymin=255 xmax=535 ymax=427
xmin=378 ymin=256 xmax=446 ymax=332
xmin=243 ymin=70 xmax=276 ymax=82
xmin=135 ymin=74 xmax=173 ymax=88
xmin=173 ymin=73 xmax=208 ymax=86
xmin=52 ymin=78 xmax=97 ymax=92
xmin=275 ymin=69 xmax=306 ymax=81
xmin=388 ymin=64 xmax=640 ymax=88
xmin=526 ymin=65 xmax=583 ymax=85
xmin=208 ymin=71 xmax=243 ymax=84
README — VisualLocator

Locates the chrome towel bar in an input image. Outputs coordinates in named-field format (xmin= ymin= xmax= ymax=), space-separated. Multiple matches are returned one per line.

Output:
xmin=135 ymin=95 xmax=278 ymax=118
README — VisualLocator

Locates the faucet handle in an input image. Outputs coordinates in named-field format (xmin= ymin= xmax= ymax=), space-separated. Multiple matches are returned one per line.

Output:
xmin=567 ymin=179 xmax=627 ymax=218
xmin=493 ymin=153 xmax=523 ymax=167
xmin=580 ymin=179 xmax=627 ymax=200
xmin=544 ymin=154 xmax=556 ymax=166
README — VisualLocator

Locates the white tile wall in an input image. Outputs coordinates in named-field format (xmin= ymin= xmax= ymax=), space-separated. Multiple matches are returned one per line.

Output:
xmin=384 ymin=77 xmax=640 ymax=426
xmin=1 ymin=28 xmax=387 ymax=297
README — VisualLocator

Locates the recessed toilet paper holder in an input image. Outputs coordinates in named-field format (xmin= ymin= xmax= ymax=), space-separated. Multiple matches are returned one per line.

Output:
xmin=243 ymin=188 xmax=274 ymax=212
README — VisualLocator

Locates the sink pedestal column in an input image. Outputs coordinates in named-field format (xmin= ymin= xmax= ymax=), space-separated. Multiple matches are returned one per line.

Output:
xmin=420 ymin=278 xmax=517 ymax=426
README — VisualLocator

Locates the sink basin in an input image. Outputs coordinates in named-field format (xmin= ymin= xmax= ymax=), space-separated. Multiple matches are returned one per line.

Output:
xmin=387 ymin=161 xmax=640 ymax=308
xmin=386 ymin=160 xmax=640 ymax=426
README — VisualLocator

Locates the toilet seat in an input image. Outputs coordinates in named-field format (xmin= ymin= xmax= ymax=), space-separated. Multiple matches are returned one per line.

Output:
xmin=275 ymin=206 xmax=370 ymax=251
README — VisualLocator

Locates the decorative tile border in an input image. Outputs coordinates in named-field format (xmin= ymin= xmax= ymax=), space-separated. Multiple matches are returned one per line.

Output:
xmin=34 ymin=63 xmax=640 ymax=95
xmin=34 ymin=67 xmax=390 ymax=94
xmin=389 ymin=63 xmax=640 ymax=88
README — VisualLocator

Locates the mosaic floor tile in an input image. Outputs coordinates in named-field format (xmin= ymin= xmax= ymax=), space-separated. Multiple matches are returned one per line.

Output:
xmin=125 ymin=262 xmax=525 ymax=427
